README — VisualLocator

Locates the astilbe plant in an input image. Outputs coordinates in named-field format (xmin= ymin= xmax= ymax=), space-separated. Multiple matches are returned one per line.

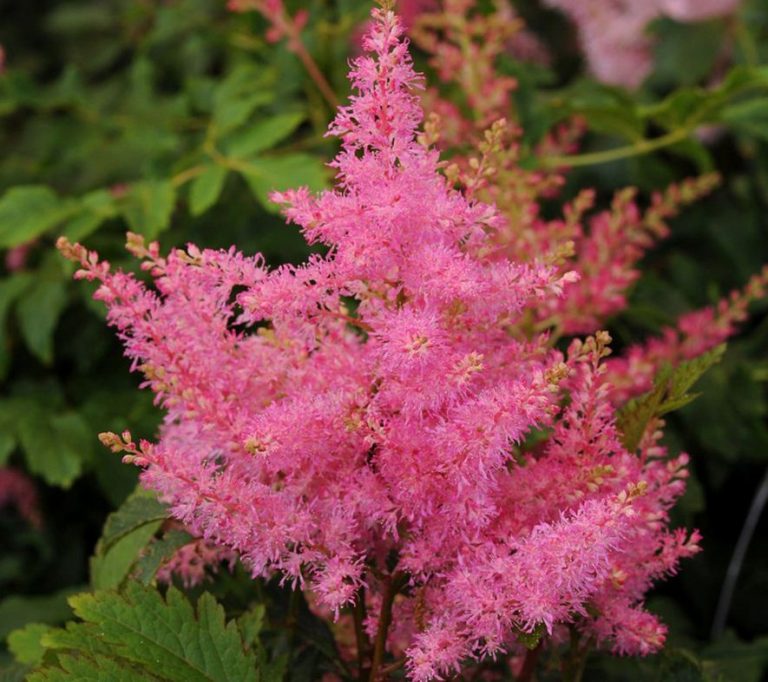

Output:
xmin=60 ymin=8 xmax=711 ymax=680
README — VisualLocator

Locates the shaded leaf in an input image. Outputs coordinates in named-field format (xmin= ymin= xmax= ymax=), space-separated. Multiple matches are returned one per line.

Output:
xmin=189 ymin=165 xmax=228 ymax=216
xmin=16 ymin=276 xmax=69 ymax=365
xmin=90 ymin=487 xmax=169 ymax=589
xmin=61 ymin=190 xmax=118 ymax=241
xmin=15 ymin=405 xmax=91 ymax=488
xmin=122 ymin=181 xmax=176 ymax=239
xmin=133 ymin=529 xmax=193 ymax=585
xmin=0 ymin=186 xmax=77 ymax=249
xmin=0 ymin=273 xmax=34 ymax=378
xmin=224 ymin=112 xmax=305 ymax=158
xmin=240 ymin=154 xmax=328 ymax=213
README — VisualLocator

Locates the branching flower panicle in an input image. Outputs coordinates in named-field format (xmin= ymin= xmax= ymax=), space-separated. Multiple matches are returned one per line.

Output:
xmin=61 ymin=8 xmax=707 ymax=679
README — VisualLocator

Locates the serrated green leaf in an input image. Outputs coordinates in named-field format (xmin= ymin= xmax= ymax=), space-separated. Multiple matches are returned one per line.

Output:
xmin=99 ymin=487 xmax=168 ymax=550
xmin=618 ymin=345 xmax=725 ymax=452
xmin=133 ymin=530 xmax=194 ymax=585
xmin=189 ymin=166 xmax=228 ymax=216
xmin=27 ymin=652 xmax=151 ymax=682
xmin=37 ymin=584 xmax=259 ymax=682
xmin=0 ymin=186 xmax=78 ymax=249
xmin=236 ymin=605 xmax=266 ymax=650
xmin=121 ymin=181 xmax=176 ymax=239
xmin=669 ymin=345 xmax=726 ymax=398
xmin=240 ymin=154 xmax=328 ymax=213
xmin=617 ymin=367 xmax=671 ymax=453
xmin=224 ymin=112 xmax=305 ymax=158
xmin=7 ymin=623 xmax=52 ymax=666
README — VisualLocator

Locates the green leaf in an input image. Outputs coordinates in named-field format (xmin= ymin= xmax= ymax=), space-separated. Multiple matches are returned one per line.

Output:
xmin=16 ymin=406 xmax=91 ymax=488
xmin=0 ymin=186 xmax=77 ymax=249
xmin=90 ymin=487 xmax=169 ymax=590
xmin=16 ymin=276 xmax=69 ymax=365
xmin=214 ymin=93 xmax=274 ymax=135
xmin=547 ymin=81 xmax=645 ymax=141
xmin=703 ymin=633 xmax=768 ymax=682
xmin=236 ymin=605 xmax=266 ymax=651
xmin=240 ymin=154 xmax=328 ymax=213
xmin=618 ymin=345 xmax=726 ymax=452
xmin=212 ymin=65 xmax=276 ymax=134
xmin=28 ymin=653 xmax=150 ymax=681
xmin=720 ymin=98 xmax=768 ymax=142
xmin=99 ymin=487 xmax=168 ymax=550
xmin=61 ymin=190 xmax=118 ymax=241
xmin=0 ymin=272 xmax=33 ymax=379
xmin=189 ymin=165 xmax=228 ymax=216
xmin=133 ymin=530 xmax=194 ymax=585
xmin=35 ymin=584 xmax=259 ymax=681
xmin=7 ymin=624 xmax=52 ymax=666
xmin=121 ymin=181 xmax=176 ymax=239
xmin=91 ymin=522 xmax=163 ymax=591
xmin=224 ymin=112 xmax=305 ymax=159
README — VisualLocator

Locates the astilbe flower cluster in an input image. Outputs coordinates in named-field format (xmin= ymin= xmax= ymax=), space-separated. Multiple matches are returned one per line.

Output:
xmin=401 ymin=0 xmax=766 ymax=415
xmin=61 ymin=9 xmax=711 ymax=679
xmin=155 ymin=535 xmax=238 ymax=589
xmin=542 ymin=0 xmax=743 ymax=88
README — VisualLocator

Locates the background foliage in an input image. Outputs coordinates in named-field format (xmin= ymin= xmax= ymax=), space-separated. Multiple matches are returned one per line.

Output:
xmin=1 ymin=0 xmax=767 ymax=679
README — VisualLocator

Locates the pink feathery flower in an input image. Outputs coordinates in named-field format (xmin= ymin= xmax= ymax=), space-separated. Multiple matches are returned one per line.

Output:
xmin=156 ymin=538 xmax=238 ymax=588
xmin=607 ymin=264 xmax=768 ymax=402
xmin=62 ymin=8 xmax=702 ymax=678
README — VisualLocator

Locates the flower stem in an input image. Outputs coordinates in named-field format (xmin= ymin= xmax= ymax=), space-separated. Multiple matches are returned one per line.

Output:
xmin=518 ymin=642 xmax=542 ymax=682
xmin=561 ymin=628 xmax=591 ymax=682
xmin=711 ymin=466 xmax=768 ymax=639
xmin=289 ymin=36 xmax=340 ymax=111
xmin=369 ymin=572 xmax=405 ymax=681
xmin=353 ymin=587 xmax=372 ymax=680
xmin=539 ymin=127 xmax=691 ymax=169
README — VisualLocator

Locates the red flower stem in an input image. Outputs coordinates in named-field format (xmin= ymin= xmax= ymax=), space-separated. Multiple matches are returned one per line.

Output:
xmin=368 ymin=572 xmax=405 ymax=681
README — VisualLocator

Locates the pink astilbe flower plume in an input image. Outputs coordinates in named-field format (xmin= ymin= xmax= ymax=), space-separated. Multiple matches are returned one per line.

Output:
xmin=61 ymin=8 xmax=702 ymax=679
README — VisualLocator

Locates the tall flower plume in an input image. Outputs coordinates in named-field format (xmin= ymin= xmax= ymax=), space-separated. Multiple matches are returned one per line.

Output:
xmin=61 ymin=8 xmax=701 ymax=679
